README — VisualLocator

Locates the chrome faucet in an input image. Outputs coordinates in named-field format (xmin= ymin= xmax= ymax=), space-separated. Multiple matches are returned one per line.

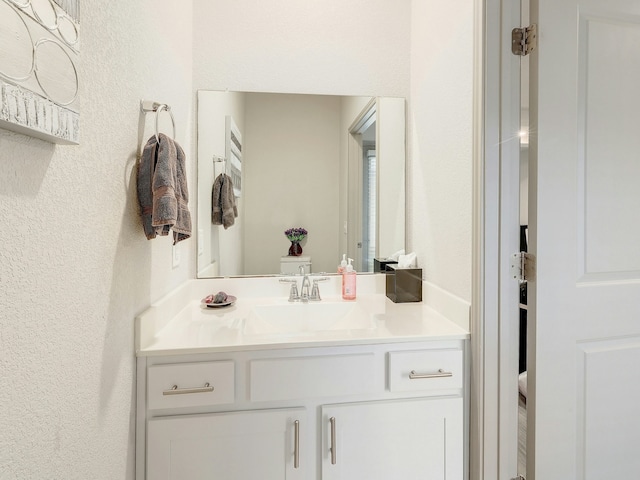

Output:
xmin=309 ymin=277 xmax=329 ymax=301
xmin=299 ymin=265 xmax=311 ymax=302
xmin=279 ymin=277 xmax=300 ymax=302
xmin=280 ymin=266 xmax=328 ymax=302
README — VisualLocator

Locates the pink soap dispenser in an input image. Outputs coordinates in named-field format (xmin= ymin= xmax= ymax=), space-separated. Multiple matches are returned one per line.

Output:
xmin=342 ymin=258 xmax=356 ymax=300
xmin=337 ymin=254 xmax=347 ymax=274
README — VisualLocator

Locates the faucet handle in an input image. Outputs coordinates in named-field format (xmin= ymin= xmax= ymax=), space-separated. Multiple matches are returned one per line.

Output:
xmin=298 ymin=264 xmax=310 ymax=275
xmin=309 ymin=277 xmax=330 ymax=301
xmin=280 ymin=278 xmax=300 ymax=302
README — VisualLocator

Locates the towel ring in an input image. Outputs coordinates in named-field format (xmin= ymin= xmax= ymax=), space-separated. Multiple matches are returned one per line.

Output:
xmin=140 ymin=100 xmax=176 ymax=143
xmin=154 ymin=104 xmax=175 ymax=142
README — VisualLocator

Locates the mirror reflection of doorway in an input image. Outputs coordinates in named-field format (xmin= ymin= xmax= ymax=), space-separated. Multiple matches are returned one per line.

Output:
xmin=362 ymin=142 xmax=377 ymax=272
xmin=347 ymin=97 xmax=405 ymax=273
xmin=349 ymin=101 xmax=377 ymax=272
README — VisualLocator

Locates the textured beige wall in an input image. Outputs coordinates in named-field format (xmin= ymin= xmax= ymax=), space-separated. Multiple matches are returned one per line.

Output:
xmin=408 ymin=0 xmax=474 ymax=302
xmin=192 ymin=0 xmax=411 ymax=96
xmin=0 ymin=1 xmax=193 ymax=478
xmin=243 ymin=93 xmax=342 ymax=275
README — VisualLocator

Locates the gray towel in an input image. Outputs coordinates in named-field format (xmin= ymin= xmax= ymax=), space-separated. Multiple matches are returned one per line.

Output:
xmin=211 ymin=173 xmax=238 ymax=229
xmin=137 ymin=133 xmax=192 ymax=243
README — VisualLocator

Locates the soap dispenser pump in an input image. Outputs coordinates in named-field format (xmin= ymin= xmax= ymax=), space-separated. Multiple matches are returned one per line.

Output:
xmin=342 ymin=258 xmax=356 ymax=300
xmin=338 ymin=254 xmax=347 ymax=274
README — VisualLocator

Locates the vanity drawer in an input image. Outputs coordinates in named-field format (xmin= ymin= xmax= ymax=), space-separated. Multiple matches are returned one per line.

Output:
xmin=147 ymin=361 xmax=235 ymax=410
xmin=388 ymin=349 xmax=463 ymax=393
xmin=250 ymin=353 xmax=378 ymax=402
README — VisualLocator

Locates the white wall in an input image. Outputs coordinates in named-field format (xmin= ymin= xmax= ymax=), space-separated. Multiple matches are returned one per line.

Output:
xmin=408 ymin=0 xmax=474 ymax=302
xmin=192 ymin=0 xmax=411 ymax=96
xmin=377 ymin=97 xmax=407 ymax=259
xmin=0 ymin=1 xmax=193 ymax=478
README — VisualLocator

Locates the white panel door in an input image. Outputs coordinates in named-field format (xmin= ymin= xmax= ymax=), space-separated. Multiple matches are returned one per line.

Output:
xmin=147 ymin=408 xmax=306 ymax=480
xmin=529 ymin=0 xmax=640 ymax=478
xmin=321 ymin=397 xmax=463 ymax=480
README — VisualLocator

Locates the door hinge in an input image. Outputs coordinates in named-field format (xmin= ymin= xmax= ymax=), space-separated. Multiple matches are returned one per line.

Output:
xmin=511 ymin=252 xmax=536 ymax=283
xmin=512 ymin=24 xmax=537 ymax=56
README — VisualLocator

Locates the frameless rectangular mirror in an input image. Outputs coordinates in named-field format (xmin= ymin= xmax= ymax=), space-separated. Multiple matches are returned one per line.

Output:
xmin=197 ymin=90 xmax=405 ymax=278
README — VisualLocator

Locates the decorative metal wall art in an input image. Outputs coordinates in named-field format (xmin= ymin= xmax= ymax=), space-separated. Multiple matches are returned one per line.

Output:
xmin=0 ymin=0 xmax=80 ymax=144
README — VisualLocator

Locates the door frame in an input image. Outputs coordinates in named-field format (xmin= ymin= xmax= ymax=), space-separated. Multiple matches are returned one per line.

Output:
xmin=347 ymin=98 xmax=376 ymax=272
xmin=471 ymin=0 xmax=523 ymax=479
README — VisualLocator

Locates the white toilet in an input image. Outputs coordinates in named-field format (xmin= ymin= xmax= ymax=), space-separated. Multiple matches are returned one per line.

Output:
xmin=280 ymin=255 xmax=312 ymax=275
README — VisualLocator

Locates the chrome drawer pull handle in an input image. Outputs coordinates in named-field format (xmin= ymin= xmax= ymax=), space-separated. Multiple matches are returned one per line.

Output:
xmin=409 ymin=369 xmax=453 ymax=380
xmin=294 ymin=420 xmax=300 ymax=469
xmin=162 ymin=383 xmax=214 ymax=395
xmin=330 ymin=416 xmax=337 ymax=465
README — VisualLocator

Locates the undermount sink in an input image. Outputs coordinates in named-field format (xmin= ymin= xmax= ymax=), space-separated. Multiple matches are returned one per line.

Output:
xmin=243 ymin=301 xmax=374 ymax=336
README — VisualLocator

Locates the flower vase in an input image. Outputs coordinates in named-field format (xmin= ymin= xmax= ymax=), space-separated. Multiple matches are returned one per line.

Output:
xmin=288 ymin=241 xmax=302 ymax=256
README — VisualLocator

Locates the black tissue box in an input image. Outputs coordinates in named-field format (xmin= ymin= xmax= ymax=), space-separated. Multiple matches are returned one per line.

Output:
xmin=385 ymin=266 xmax=423 ymax=303
xmin=374 ymin=258 xmax=398 ymax=273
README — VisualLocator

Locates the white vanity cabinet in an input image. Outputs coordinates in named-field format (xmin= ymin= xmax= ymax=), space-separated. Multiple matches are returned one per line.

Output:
xmin=137 ymin=340 xmax=467 ymax=480
xmin=321 ymin=397 xmax=462 ymax=479
xmin=147 ymin=408 xmax=307 ymax=479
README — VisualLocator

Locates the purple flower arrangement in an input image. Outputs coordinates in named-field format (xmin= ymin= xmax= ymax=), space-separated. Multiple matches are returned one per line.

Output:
xmin=284 ymin=227 xmax=308 ymax=242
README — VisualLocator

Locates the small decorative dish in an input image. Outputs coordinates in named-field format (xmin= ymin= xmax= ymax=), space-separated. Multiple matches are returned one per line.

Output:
xmin=201 ymin=293 xmax=237 ymax=308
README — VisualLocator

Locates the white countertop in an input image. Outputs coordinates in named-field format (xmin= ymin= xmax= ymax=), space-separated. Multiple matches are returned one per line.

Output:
xmin=136 ymin=276 xmax=469 ymax=356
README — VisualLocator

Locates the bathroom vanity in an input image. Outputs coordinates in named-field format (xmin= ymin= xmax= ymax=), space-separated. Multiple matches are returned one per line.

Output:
xmin=135 ymin=276 xmax=469 ymax=479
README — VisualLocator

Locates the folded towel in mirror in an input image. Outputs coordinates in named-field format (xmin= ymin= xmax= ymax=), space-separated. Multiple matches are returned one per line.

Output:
xmin=212 ymin=173 xmax=238 ymax=229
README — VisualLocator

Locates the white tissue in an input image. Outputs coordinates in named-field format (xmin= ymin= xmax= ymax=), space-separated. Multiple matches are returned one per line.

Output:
xmin=397 ymin=252 xmax=417 ymax=268
xmin=388 ymin=249 xmax=405 ymax=261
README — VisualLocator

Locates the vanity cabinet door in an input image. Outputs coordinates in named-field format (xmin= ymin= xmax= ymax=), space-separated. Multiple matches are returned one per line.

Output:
xmin=321 ymin=397 xmax=463 ymax=480
xmin=147 ymin=408 xmax=307 ymax=480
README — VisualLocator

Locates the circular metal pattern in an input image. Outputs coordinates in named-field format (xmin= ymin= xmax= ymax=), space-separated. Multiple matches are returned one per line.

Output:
xmin=0 ymin=1 xmax=35 ymax=82
xmin=31 ymin=0 xmax=58 ymax=30
xmin=57 ymin=14 xmax=78 ymax=46
xmin=8 ymin=0 xmax=31 ymax=8
xmin=34 ymin=38 xmax=78 ymax=106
